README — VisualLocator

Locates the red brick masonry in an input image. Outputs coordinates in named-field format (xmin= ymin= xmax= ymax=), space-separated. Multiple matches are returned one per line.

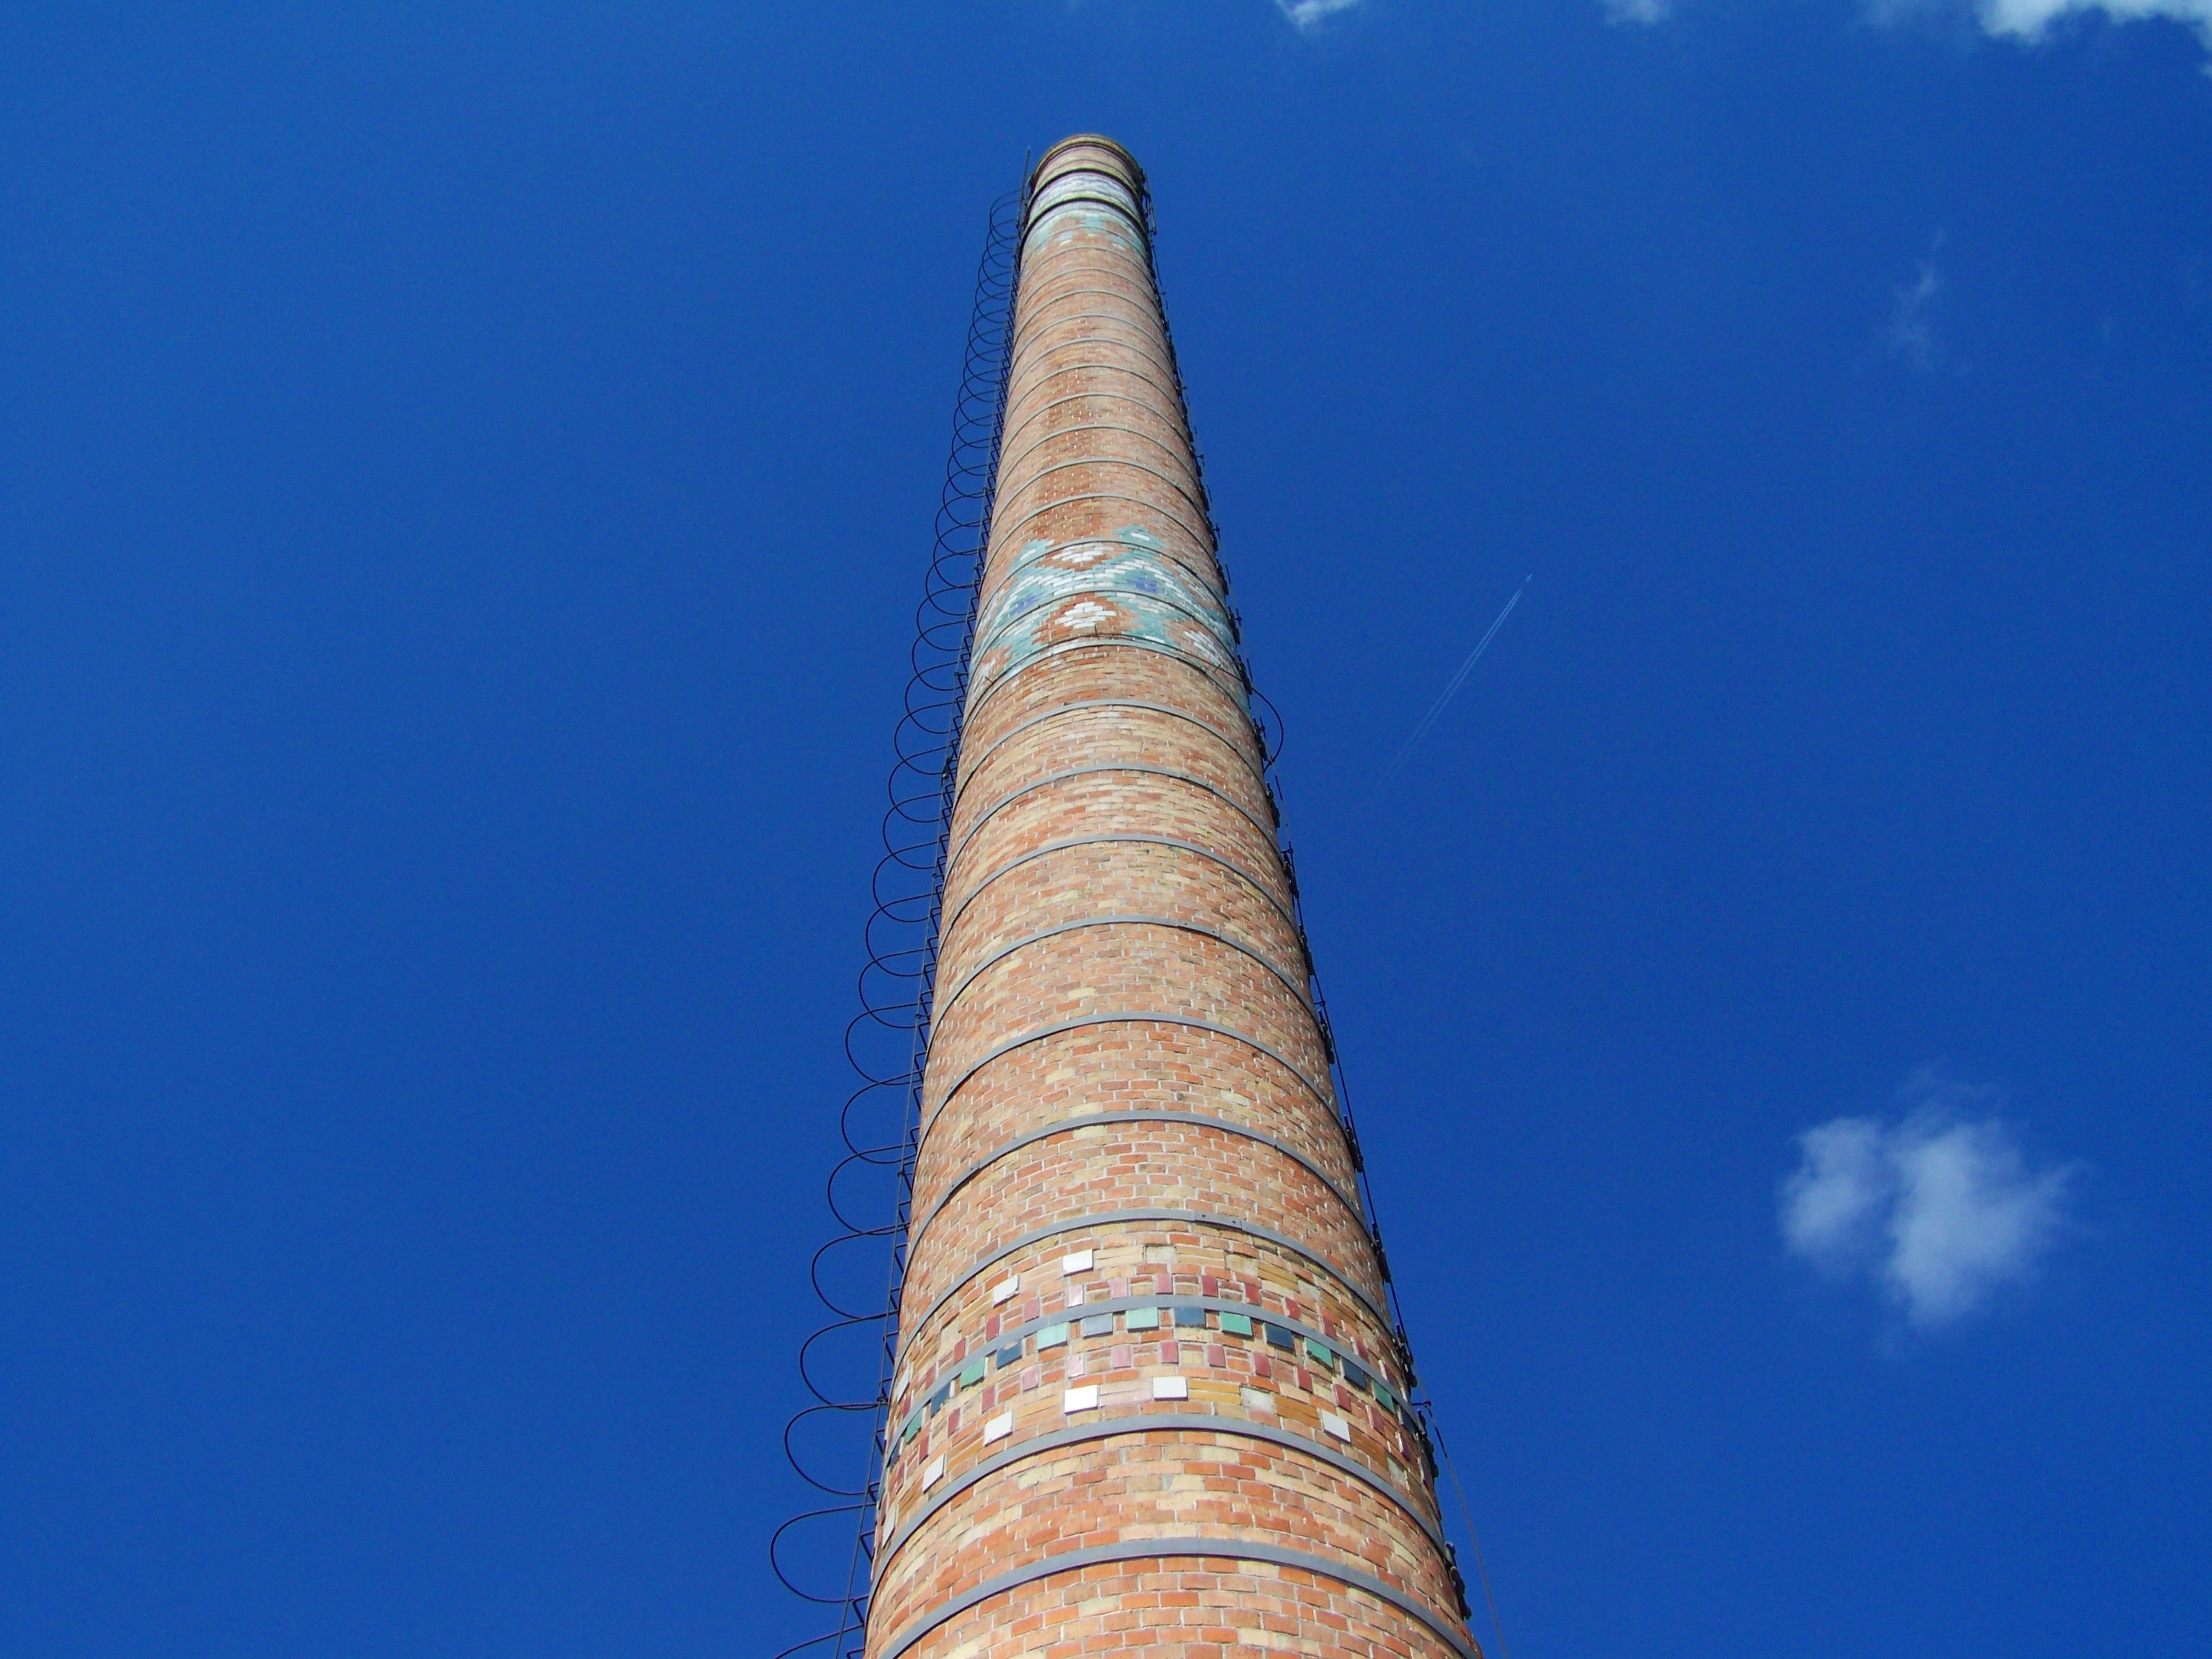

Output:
xmin=866 ymin=135 xmax=1480 ymax=1659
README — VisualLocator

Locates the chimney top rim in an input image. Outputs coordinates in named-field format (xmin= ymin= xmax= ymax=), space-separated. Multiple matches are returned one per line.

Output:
xmin=1030 ymin=134 xmax=1146 ymax=196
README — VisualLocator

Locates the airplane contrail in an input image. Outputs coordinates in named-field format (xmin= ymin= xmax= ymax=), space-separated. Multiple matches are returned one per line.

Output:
xmin=1375 ymin=575 xmax=1529 ymax=794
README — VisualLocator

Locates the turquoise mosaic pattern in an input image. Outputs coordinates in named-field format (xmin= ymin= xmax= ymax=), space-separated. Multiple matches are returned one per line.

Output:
xmin=966 ymin=526 xmax=1244 ymax=712
xmin=1023 ymin=168 xmax=1143 ymax=256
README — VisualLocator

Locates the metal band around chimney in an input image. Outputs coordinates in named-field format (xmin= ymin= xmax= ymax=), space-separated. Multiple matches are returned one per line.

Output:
xmin=873 ymin=1538 xmax=1479 ymax=1659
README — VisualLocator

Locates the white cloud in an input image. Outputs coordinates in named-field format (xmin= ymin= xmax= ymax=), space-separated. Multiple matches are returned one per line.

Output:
xmin=1276 ymin=0 xmax=1362 ymax=30
xmin=1781 ymin=1118 xmax=1894 ymax=1269
xmin=1781 ymin=1076 xmax=2077 ymax=1328
xmin=1889 ymin=257 xmax=1942 ymax=370
xmin=1609 ymin=0 xmax=2212 ymax=55
xmin=1972 ymin=0 xmax=2212 ymax=52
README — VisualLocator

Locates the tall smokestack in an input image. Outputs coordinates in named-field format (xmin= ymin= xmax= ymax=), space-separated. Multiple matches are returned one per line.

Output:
xmin=867 ymin=135 xmax=1479 ymax=1659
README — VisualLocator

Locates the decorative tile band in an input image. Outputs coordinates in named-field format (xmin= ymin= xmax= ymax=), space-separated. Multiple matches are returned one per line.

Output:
xmin=904 ymin=1205 xmax=1392 ymax=1338
xmin=967 ymin=529 xmax=1241 ymax=714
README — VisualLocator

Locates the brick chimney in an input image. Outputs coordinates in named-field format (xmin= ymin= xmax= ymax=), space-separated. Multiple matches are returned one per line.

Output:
xmin=866 ymin=135 xmax=1479 ymax=1659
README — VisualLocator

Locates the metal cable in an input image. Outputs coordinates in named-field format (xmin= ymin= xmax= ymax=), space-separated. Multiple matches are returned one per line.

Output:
xmin=771 ymin=176 xmax=1027 ymax=1659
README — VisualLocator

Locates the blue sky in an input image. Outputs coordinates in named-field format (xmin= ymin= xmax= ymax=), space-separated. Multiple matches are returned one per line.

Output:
xmin=3 ymin=3 xmax=2206 ymax=1655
